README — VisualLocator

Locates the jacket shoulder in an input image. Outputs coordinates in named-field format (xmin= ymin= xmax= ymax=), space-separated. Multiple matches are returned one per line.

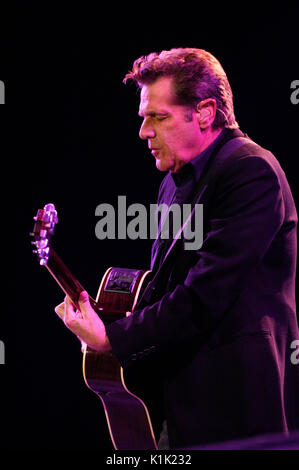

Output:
xmin=222 ymin=139 xmax=285 ymax=178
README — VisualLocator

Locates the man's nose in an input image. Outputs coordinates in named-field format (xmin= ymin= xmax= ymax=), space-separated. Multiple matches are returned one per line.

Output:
xmin=139 ymin=119 xmax=156 ymax=140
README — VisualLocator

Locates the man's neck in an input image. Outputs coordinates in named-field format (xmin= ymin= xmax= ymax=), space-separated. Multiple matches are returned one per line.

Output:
xmin=198 ymin=127 xmax=223 ymax=155
xmin=172 ymin=127 xmax=223 ymax=173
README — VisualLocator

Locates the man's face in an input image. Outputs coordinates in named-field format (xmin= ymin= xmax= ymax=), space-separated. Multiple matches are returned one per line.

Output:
xmin=138 ymin=76 xmax=204 ymax=173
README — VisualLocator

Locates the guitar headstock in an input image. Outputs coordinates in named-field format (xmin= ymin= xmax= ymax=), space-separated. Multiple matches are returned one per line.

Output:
xmin=31 ymin=203 xmax=58 ymax=265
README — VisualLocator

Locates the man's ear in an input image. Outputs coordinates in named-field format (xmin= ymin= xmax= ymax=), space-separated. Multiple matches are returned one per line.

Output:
xmin=196 ymin=99 xmax=217 ymax=129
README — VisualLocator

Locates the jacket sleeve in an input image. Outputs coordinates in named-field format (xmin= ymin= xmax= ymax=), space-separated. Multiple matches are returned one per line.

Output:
xmin=105 ymin=154 xmax=285 ymax=367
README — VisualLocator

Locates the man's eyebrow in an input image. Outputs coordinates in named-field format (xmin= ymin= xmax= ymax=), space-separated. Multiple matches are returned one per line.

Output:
xmin=138 ymin=110 xmax=169 ymax=117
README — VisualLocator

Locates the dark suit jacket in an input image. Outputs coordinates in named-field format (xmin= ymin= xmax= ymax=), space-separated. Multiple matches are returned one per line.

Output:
xmin=106 ymin=131 xmax=299 ymax=448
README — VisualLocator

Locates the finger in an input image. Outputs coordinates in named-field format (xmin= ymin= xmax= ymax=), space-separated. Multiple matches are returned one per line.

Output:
xmin=64 ymin=295 xmax=77 ymax=324
xmin=65 ymin=295 xmax=73 ymax=308
xmin=65 ymin=295 xmax=77 ymax=312
xmin=78 ymin=291 xmax=90 ymax=318
xmin=55 ymin=302 xmax=65 ymax=319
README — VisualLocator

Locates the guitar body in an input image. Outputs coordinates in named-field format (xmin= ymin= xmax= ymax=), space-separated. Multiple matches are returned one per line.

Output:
xmin=31 ymin=204 xmax=158 ymax=450
xmin=82 ymin=267 xmax=158 ymax=450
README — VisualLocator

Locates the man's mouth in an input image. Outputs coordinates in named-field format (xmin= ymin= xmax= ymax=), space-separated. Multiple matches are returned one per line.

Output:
xmin=151 ymin=149 xmax=160 ymax=157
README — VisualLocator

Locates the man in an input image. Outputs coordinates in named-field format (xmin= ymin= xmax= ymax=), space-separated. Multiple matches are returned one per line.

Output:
xmin=55 ymin=48 xmax=299 ymax=449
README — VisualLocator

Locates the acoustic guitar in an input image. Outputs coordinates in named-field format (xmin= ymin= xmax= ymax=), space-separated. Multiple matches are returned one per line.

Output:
xmin=31 ymin=203 xmax=158 ymax=450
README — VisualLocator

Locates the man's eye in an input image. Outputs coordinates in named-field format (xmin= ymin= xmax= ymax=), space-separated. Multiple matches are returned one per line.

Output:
xmin=156 ymin=115 xmax=168 ymax=121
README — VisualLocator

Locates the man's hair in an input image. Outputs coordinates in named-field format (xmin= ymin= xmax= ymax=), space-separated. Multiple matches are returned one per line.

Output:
xmin=123 ymin=47 xmax=239 ymax=130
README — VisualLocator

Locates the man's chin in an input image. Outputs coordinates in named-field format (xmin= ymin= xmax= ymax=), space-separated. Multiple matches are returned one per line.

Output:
xmin=156 ymin=162 xmax=169 ymax=172
xmin=155 ymin=158 xmax=173 ymax=172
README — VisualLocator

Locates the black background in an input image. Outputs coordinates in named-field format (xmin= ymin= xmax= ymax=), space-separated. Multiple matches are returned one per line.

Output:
xmin=0 ymin=4 xmax=298 ymax=451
